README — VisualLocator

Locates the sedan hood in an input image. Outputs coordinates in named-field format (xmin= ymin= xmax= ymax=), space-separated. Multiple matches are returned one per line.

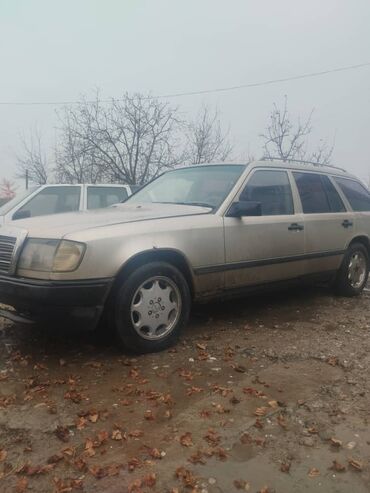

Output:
xmin=10 ymin=202 xmax=212 ymax=238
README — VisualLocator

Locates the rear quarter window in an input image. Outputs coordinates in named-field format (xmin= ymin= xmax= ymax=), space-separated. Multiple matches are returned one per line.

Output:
xmin=334 ymin=178 xmax=370 ymax=211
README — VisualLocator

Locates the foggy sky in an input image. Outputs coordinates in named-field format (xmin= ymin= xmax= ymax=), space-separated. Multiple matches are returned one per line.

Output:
xmin=1 ymin=0 xmax=370 ymax=187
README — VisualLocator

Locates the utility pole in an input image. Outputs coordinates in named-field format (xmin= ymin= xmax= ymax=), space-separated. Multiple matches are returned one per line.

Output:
xmin=25 ymin=169 xmax=29 ymax=190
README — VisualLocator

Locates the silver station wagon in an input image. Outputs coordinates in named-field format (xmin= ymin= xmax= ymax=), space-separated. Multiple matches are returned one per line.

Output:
xmin=0 ymin=160 xmax=369 ymax=353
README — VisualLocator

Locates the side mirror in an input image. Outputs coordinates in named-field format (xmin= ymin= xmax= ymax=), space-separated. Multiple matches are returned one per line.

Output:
xmin=227 ymin=200 xmax=262 ymax=218
xmin=12 ymin=209 xmax=31 ymax=221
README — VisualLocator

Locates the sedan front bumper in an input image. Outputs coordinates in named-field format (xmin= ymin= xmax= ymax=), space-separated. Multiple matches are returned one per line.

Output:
xmin=0 ymin=275 xmax=113 ymax=330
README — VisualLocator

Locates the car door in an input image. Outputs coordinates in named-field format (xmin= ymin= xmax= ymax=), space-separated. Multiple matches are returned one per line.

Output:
xmin=291 ymin=171 xmax=353 ymax=275
xmin=332 ymin=176 xmax=370 ymax=250
xmin=224 ymin=168 xmax=305 ymax=289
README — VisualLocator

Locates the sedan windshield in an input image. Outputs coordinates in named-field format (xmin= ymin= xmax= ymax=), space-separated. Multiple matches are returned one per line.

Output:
xmin=127 ymin=165 xmax=245 ymax=209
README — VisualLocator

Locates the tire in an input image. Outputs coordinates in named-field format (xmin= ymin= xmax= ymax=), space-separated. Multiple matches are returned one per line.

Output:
xmin=113 ymin=261 xmax=191 ymax=353
xmin=334 ymin=242 xmax=369 ymax=296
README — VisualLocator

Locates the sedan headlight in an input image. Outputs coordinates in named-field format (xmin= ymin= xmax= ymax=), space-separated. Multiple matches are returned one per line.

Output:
xmin=18 ymin=239 xmax=85 ymax=273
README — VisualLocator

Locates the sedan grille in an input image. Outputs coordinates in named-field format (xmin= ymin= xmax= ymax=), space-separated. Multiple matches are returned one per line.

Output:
xmin=0 ymin=235 xmax=17 ymax=273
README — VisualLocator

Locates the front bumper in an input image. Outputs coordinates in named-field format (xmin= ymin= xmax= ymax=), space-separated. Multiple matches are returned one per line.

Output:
xmin=0 ymin=275 xmax=113 ymax=330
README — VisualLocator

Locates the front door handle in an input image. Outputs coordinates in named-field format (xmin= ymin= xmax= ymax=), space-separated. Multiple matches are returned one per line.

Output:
xmin=342 ymin=219 xmax=353 ymax=228
xmin=288 ymin=223 xmax=304 ymax=231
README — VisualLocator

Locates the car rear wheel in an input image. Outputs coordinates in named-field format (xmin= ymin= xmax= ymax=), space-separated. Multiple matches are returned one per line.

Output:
xmin=334 ymin=243 xmax=369 ymax=296
xmin=114 ymin=261 xmax=191 ymax=353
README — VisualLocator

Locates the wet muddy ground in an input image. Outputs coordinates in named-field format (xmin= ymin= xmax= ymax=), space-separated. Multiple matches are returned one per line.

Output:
xmin=1 ymin=286 xmax=370 ymax=492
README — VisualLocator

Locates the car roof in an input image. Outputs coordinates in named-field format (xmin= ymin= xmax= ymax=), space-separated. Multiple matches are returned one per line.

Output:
xmin=176 ymin=160 xmax=357 ymax=180
xmin=36 ymin=183 xmax=130 ymax=187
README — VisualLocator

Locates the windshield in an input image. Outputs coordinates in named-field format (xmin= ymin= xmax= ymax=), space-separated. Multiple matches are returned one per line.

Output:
xmin=127 ymin=165 xmax=245 ymax=209
xmin=0 ymin=187 xmax=38 ymax=215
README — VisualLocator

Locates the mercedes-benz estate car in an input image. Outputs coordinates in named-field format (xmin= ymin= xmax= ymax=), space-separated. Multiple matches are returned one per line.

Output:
xmin=0 ymin=161 xmax=369 ymax=353
xmin=0 ymin=183 xmax=133 ymax=224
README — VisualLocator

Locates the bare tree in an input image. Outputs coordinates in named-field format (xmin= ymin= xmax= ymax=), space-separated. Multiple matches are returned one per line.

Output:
xmin=185 ymin=105 xmax=233 ymax=164
xmin=55 ymin=92 xmax=183 ymax=185
xmin=16 ymin=128 xmax=49 ymax=185
xmin=55 ymin=110 xmax=104 ymax=184
xmin=260 ymin=97 xmax=334 ymax=165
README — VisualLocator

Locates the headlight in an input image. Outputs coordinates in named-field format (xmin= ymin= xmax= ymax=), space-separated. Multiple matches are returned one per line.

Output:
xmin=18 ymin=239 xmax=85 ymax=273
xmin=53 ymin=240 xmax=85 ymax=272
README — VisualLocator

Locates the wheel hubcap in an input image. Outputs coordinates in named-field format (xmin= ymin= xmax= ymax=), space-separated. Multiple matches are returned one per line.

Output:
xmin=130 ymin=276 xmax=181 ymax=340
xmin=348 ymin=251 xmax=367 ymax=288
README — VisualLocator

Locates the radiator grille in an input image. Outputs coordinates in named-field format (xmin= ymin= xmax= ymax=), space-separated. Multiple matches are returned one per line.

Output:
xmin=0 ymin=235 xmax=16 ymax=273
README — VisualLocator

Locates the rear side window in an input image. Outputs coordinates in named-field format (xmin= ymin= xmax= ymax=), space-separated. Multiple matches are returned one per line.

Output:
xmin=334 ymin=178 xmax=370 ymax=211
xmin=240 ymin=170 xmax=294 ymax=215
xmin=87 ymin=187 xmax=128 ymax=209
xmin=293 ymin=172 xmax=345 ymax=213
xmin=321 ymin=175 xmax=346 ymax=212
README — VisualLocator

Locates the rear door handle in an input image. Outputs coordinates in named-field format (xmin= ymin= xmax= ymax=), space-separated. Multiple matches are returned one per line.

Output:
xmin=288 ymin=223 xmax=304 ymax=231
xmin=342 ymin=219 xmax=353 ymax=228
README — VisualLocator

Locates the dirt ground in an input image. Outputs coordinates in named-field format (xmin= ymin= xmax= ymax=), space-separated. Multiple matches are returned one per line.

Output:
xmin=0 ymin=286 xmax=370 ymax=493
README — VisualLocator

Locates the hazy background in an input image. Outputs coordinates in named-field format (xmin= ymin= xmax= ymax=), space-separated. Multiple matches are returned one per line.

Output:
xmin=1 ymin=0 xmax=370 ymax=186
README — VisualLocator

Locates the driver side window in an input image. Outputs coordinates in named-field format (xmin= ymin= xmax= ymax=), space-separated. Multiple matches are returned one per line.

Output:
xmin=240 ymin=170 xmax=294 ymax=216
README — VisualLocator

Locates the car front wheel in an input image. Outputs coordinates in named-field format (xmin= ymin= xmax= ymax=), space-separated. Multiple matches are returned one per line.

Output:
xmin=334 ymin=243 xmax=369 ymax=296
xmin=114 ymin=261 xmax=191 ymax=353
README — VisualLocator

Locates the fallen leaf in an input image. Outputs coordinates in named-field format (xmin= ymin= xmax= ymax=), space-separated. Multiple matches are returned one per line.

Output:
xmin=188 ymin=450 xmax=206 ymax=465
xmin=0 ymin=449 xmax=7 ymax=461
xmin=327 ymin=356 xmax=338 ymax=366
xmin=128 ymin=478 xmax=142 ymax=493
xmin=281 ymin=461 xmax=291 ymax=473
xmin=254 ymin=418 xmax=264 ymax=429
xmin=106 ymin=463 xmax=123 ymax=476
xmin=240 ymin=433 xmax=252 ymax=445
xmin=308 ymin=467 xmax=320 ymax=478
xmin=234 ymin=479 xmax=251 ymax=490
xmin=175 ymin=467 xmax=197 ymax=488
xmin=144 ymin=409 xmax=154 ymax=421
xmin=47 ymin=453 xmax=64 ymax=465
xmin=112 ymin=429 xmax=123 ymax=440
xmin=330 ymin=437 xmax=342 ymax=447
xmin=16 ymin=477 xmax=28 ymax=492
xmin=148 ymin=448 xmax=162 ymax=459
xmin=254 ymin=407 xmax=268 ymax=416
xmin=97 ymin=430 xmax=109 ymax=444
xmin=180 ymin=432 xmax=193 ymax=447
xmin=196 ymin=342 xmax=207 ymax=350
xmin=203 ymin=429 xmax=220 ymax=446
xmin=348 ymin=457 xmax=363 ymax=471
xmin=54 ymin=425 xmax=70 ymax=442
xmin=129 ymin=429 xmax=144 ymax=438
xmin=128 ymin=457 xmax=142 ymax=471
xmin=330 ymin=459 xmax=346 ymax=472
xmin=61 ymin=447 xmax=75 ymax=457
xmin=186 ymin=386 xmax=203 ymax=396
xmin=307 ymin=426 xmax=318 ymax=434
xmin=143 ymin=472 xmax=156 ymax=487
xmin=74 ymin=457 xmax=87 ymax=472
xmin=64 ymin=390 xmax=83 ymax=404
xmin=277 ymin=414 xmax=287 ymax=429
xmin=89 ymin=412 xmax=99 ymax=423
xmin=76 ymin=416 xmax=87 ymax=430
xmin=89 ymin=465 xmax=108 ymax=479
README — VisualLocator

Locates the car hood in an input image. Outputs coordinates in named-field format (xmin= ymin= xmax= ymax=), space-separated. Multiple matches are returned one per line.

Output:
xmin=9 ymin=202 xmax=212 ymax=238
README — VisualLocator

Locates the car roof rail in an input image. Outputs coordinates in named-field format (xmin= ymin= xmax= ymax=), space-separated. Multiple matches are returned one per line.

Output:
xmin=259 ymin=157 xmax=347 ymax=173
